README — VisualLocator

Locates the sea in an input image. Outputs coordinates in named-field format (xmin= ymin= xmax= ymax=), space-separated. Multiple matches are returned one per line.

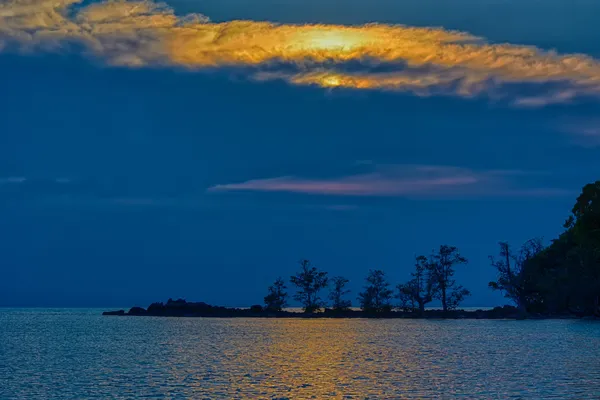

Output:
xmin=1 ymin=308 xmax=599 ymax=399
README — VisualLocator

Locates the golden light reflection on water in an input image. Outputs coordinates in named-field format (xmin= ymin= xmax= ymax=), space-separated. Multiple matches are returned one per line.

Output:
xmin=257 ymin=320 xmax=364 ymax=397
xmin=3 ymin=311 xmax=600 ymax=398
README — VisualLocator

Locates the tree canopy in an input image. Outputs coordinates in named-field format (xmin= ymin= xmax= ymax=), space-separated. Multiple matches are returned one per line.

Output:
xmin=397 ymin=255 xmax=436 ymax=314
xmin=499 ymin=181 xmax=600 ymax=316
xmin=429 ymin=245 xmax=470 ymax=312
xmin=290 ymin=259 xmax=329 ymax=313
xmin=358 ymin=269 xmax=393 ymax=313
xmin=264 ymin=277 xmax=288 ymax=312
xmin=329 ymin=276 xmax=352 ymax=311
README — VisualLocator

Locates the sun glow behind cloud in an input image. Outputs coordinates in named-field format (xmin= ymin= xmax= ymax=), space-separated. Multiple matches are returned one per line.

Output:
xmin=1 ymin=0 xmax=600 ymax=105
xmin=291 ymin=29 xmax=373 ymax=51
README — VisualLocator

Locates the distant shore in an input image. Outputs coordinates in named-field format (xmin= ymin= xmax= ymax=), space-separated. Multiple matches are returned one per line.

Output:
xmin=102 ymin=299 xmax=597 ymax=320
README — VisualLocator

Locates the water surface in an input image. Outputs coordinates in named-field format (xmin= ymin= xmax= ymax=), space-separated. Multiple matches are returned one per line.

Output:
xmin=1 ymin=309 xmax=599 ymax=399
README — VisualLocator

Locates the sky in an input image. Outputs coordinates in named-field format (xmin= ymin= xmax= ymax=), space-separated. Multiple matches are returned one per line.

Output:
xmin=1 ymin=0 xmax=599 ymax=308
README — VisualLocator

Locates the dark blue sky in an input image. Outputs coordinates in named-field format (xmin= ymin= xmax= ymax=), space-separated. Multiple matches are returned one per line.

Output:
xmin=1 ymin=0 xmax=599 ymax=307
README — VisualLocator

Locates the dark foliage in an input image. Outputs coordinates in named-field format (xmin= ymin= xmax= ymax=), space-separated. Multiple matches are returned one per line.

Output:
xmin=264 ymin=277 xmax=288 ymax=312
xmin=488 ymin=238 xmax=543 ymax=312
xmin=485 ymin=181 xmax=600 ymax=317
xmin=358 ymin=269 xmax=393 ymax=313
xmin=290 ymin=259 xmax=329 ymax=313
xmin=429 ymin=245 xmax=470 ymax=312
xmin=329 ymin=276 xmax=352 ymax=311
xmin=397 ymin=255 xmax=436 ymax=314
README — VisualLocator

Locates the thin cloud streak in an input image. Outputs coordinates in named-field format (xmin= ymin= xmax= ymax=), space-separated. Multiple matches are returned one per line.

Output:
xmin=0 ymin=176 xmax=26 ymax=184
xmin=0 ymin=176 xmax=27 ymax=185
xmin=209 ymin=175 xmax=477 ymax=196
xmin=324 ymin=204 xmax=360 ymax=211
xmin=209 ymin=165 xmax=567 ymax=198
xmin=567 ymin=121 xmax=600 ymax=147
xmin=553 ymin=118 xmax=600 ymax=147
xmin=1 ymin=0 xmax=600 ymax=105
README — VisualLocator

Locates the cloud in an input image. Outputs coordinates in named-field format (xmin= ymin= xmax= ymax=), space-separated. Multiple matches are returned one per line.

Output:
xmin=0 ymin=176 xmax=78 ymax=197
xmin=579 ymin=127 xmax=600 ymax=144
xmin=0 ymin=176 xmax=26 ymax=184
xmin=0 ymin=175 xmax=199 ymax=208
xmin=559 ymin=119 xmax=600 ymax=147
xmin=1 ymin=0 xmax=600 ymax=105
xmin=208 ymin=165 xmax=568 ymax=198
xmin=354 ymin=160 xmax=374 ymax=166
xmin=323 ymin=204 xmax=359 ymax=211
xmin=107 ymin=197 xmax=163 ymax=206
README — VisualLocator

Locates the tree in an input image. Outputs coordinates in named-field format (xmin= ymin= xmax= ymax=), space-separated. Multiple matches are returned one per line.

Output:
xmin=510 ymin=183 xmax=600 ymax=316
xmin=519 ymin=232 xmax=578 ymax=314
xmin=563 ymin=181 xmax=600 ymax=315
xmin=395 ymin=287 xmax=415 ymax=312
xmin=290 ymin=259 xmax=329 ymax=313
xmin=397 ymin=255 xmax=435 ymax=315
xmin=429 ymin=245 xmax=470 ymax=312
xmin=566 ymin=180 xmax=600 ymax=239
xmin=358 ymin=269 xmax=393 ymax=313
xmin=488 ymin=238 xmax=543 ymax=311
xmin=329 ymin=276 xmax=352 ymax=311
xmin=264 ymin=277 xmax=288 ymax=312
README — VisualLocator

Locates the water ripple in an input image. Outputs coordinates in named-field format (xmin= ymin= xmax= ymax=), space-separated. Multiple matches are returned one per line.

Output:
xmin=1 ymin=309 xmax=599 ymax=399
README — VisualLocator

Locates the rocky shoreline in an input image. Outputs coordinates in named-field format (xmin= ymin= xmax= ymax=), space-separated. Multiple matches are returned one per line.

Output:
xmin=103 ymin=299 xmax=596 ymax=320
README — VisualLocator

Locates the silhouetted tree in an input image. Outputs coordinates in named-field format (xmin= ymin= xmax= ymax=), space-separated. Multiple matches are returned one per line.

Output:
xmin=396 ymin=288 xmax=415 ymax=312
xmin=290 ymin=259 xmax=329 ymax=313
xmin=358 ymin=269 xmax=393 ymax=313
xmin=489 ymin=238 xmax=543 ymax=311
xmin=429 ymin=245 xmax=470 ymax=312
xmin=397 ymin=255 xmax=435 ymax=315
xmin=512 ymin=181 xmax=600 ymax=316
xmin=518 ymin=231 xmax=577 ymax=314
xmin=565 ymin=181 xmax=600 ymax=315
xmin=264 ymin=277 xmax=288 ymax=312
xmin=329 ymin=276 xmax=352 ymax=311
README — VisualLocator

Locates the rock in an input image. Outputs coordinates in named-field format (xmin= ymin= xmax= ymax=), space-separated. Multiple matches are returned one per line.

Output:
xmin=147 ymin=302 xmax=165 ymax=314
xmin=128 ymin=306 xmax=147 ymax=315
xmin=102 ymin=310 xmax=125 ymax=316
xmin=250 ymin=305 xmax=263 ymax=313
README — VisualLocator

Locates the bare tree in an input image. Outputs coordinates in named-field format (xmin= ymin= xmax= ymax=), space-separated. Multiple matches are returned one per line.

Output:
xmin=429 ymin=245 xmax=470 ymax=312
xmin=489 ymin=238 xmax=544 ymax=311
xmin=397 ymin=255 xmax=436 ymax=315
xmin=358 ymin=269 xmax=393 ymax=313
xmin=290 ymin=259 xmax=329 ymax=313
xmin=264 ymin=277 xmax=288 ymax=312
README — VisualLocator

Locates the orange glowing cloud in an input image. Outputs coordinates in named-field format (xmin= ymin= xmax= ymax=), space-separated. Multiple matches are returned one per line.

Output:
xmin=2 ymin=0 xmax=600 ymax=105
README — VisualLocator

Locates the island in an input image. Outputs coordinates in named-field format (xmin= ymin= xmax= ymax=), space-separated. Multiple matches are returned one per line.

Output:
xmin=104 ymin=298 xmax=562 ymax=319
xmin=104 ymin=181 xmax=600 ymax=320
